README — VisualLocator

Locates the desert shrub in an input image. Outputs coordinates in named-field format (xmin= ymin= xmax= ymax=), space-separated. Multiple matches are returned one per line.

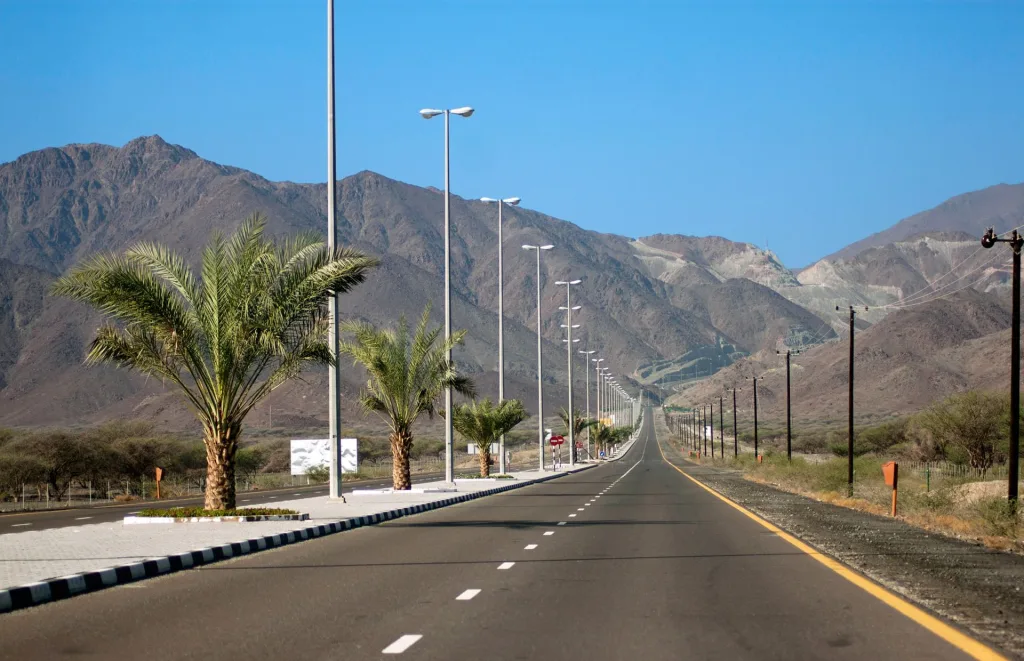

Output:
xmin=974 ymin=497 xmax=1021 ymax=538
xmin=306 ymin=465 xmax=330 ymax=483
xmin=235 ymin=445 xmax=270 ymax=483
xmin=917 ymin=391 xmax=1007 ymax=470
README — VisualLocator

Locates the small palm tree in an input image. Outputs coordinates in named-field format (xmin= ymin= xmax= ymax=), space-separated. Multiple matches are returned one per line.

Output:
xmin=593 ymin=424 xmax=615 ymax=457
xmin=341 ymin=306 xmax=474 ymax=490
xmin=447 ymin=399 xmax=527 ymax=477
xmin=52 ymin=214 xmax=376 ymax=510
xmin=558 ymin=407 xmax=598 ymax=460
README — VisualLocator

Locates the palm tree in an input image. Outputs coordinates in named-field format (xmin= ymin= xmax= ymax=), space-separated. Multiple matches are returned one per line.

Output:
xmin=558 ymin=407 xmax=598 ymax=461
xmin=593 ymin=424 xmax=615 ymax=457
xmin=52 ymin=214 xmax=376 ymax=510
xmin=340 ymin=306 xmax=474 ymax=490
xmin=447 ymin=399 xmax=527 ymax=477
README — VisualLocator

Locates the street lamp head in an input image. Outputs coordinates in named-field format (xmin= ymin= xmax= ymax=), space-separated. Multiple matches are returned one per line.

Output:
xmin=419 ymin=108 xmax=443 ymax=119
xmin=569 ymin=279 xmax=582 ymax=285
xmin=451 ymin=106 xmax=474 ymax=117
xmin=541 ymin=244 xmax=554 ymax=250
xmin=480 ymin=197 xmax=498 ymax=203
xmin=572 ymin=305 xmax=582 ymax=311
xmin=504 ymin=197 xmax=521 ymax=206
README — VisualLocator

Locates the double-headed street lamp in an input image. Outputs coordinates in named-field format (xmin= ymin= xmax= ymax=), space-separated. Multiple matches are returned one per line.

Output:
xmin=580 ymin=349 xmax=596 ymax=458
xmin=481 ymin=196 xmax=521 ymax=475
xmin=523 ymin=244 xmax=554 ymax=470
xmin=556 ymin=279 xmax=583 ymax=466
xmin=419 ymin=105 xmax=474 ymax=485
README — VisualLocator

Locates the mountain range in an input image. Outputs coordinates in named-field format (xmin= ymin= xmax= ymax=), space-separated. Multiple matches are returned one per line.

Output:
xmin=1 ymin=136 xmax=1022 ymax=432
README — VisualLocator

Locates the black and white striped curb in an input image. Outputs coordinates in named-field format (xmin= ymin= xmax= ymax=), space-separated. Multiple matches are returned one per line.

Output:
xmin=0 ymin=465 xmax=593 ymax=615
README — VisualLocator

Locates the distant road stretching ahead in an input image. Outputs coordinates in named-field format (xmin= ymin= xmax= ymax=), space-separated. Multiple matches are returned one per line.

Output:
xmin=0 ymin=472 xmax=446 ymax=532
xmin=0 ymin=412 xmax=1002 ymax=660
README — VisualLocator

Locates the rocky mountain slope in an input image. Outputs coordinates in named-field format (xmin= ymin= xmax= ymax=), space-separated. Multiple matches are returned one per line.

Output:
xmin=0 ymin=136 xmax=822 ymax=430
xmin=666 ymin=289 xmax=1014 ymax=423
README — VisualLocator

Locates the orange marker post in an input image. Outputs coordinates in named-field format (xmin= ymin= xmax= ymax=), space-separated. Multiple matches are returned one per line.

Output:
xmin=882 ymin=461 xmax=899 ymax=517
xmin=155 ymin=466 xmax=165 ymax=500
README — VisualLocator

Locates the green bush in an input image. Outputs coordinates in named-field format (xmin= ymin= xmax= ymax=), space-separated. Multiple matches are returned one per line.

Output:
xmin=306 ymin=465 xmax=330 ymax=483
xmin=135 ymin=506 xmax=299 ymax=517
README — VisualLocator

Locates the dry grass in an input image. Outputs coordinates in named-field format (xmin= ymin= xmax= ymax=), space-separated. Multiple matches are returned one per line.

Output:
xmin=686 ymin=443 xmax=1024 ymax=553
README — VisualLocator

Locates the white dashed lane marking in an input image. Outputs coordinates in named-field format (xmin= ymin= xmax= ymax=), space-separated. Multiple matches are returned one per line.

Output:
xmin=456 ymin=589 xmax=481 ymax=601
xmin=497 ymin=562 xmax=515 ymax=570
xmin=557 ymin=522 xmax=567 ymax=526
xmin=11 ymin=523 xmax=31 ymax=527
xmin=569 ymin=514 xmax=577 ymax=518
xmin=383 ymin=635 xmax=423 ymax=654
xmin=525 ymin=544 xmax=538 ymax=550
xmin=544 ymin=531 xmax=554 ymax=536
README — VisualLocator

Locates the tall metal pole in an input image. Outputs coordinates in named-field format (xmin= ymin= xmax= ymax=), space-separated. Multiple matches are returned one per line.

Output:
xmin=535 ymin=249 xmax=545 ymax=471
xmin=848 ymin=306 xmax=855 ymax=496
xmin=326 ymin=0 xmax=343 ymax=500
xmin=703 ymin=404 xmax=708 ymax=456
xmin=566 ymin=286 xmax=575 ymax=466
xmin=585 ymin=352 xmax=590 ymax=459
xmin=497 ymin=201 xmax=506 ymax=475
xmin=786 ymin=351 xmax=792 ymax=462
xmin=1011 ymin=234 xmax=1022 ymax=505
xmin=442 ymin=109 xmax=455 ymax=485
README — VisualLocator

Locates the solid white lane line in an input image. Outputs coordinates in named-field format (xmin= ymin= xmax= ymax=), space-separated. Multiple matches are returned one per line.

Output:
xmin=74 ymin=516 xmax=93 ymax=520
xmin=129 ymin=511 xmax=141 ymax=514
xmin=383 ymin=635 xmax=423 ymax=654
xmin=456 ymin=589 xmax=481 ymax=601
xmin=497 ymin=562 xmax=515 ymax=570
xmin=11 ymin=523 xmax=30 ymax=527
xmin=544 ymin=531 xmax=554 ymax=536
xmin=525 ymin=544 xmax=538 ymax=550
xmin=557 ymin=521 xmax=567 ymax=526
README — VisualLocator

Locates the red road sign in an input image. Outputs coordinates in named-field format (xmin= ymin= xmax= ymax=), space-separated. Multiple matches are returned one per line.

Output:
xmin=549 ymin=435 xmax=565 ymax=446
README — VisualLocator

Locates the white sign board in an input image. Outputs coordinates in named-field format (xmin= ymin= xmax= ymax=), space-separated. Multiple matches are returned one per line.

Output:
xmin=467 ymin=443 xmax=500 ymax=455
xmin=290 ymin=438 xmax=358 ymax=475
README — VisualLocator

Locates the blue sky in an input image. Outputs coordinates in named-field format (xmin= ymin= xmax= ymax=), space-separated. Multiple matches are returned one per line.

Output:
xmin=1 ymin=1 xmax=1022 ymax=267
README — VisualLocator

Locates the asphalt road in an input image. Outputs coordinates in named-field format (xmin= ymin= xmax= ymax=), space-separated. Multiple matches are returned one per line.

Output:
xmin=0 ymin=472 xmax=445 ymax=532
xmin=0 ymin=411 xmax=998 ymax=660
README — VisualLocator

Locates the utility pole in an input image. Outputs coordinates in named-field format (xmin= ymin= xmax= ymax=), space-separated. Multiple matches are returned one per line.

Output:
xmin=777 ymin=349 xmax=800 ymax=461
xmin=981 ymin=228 xmax=1022 ymax=506
xmin=752 ymin=376 xmax=759 ymax=457
xmin=710 ymin=401 xmax=715 ymax=458
xmin=703 ymin=404 xmax=708 ymax=456
xmin=838 ymin=305 xmax=864 ymax=496
xmin=719 ymin=395 xmax=724 ymax=457
xmin=731 ymin=388 xmax=738 ymax=457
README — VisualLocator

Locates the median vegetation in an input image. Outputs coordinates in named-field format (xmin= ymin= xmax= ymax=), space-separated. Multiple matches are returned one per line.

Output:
xmin=135 ymin=506 xmax=298 ymax=517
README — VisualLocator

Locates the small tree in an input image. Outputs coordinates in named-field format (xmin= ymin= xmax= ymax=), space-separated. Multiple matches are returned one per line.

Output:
xmin=918 ymin=391 xmax=1005 ymax=471
xmin=52 ymin=214 xmax=375 ymax=509
xmin=341 ymin=306 xmax=475 ymax=489
xmin=235 ymin=446 xmax=269 ymax=486
xmin=448 ymin=399 xmax=527 ymax=476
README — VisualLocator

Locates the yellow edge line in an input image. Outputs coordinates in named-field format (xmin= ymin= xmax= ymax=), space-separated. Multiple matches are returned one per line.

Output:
xmin=655 ymin=431 xmax=1007 ymax=661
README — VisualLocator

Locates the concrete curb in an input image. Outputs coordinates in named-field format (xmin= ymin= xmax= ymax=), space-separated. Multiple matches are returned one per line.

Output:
xmin=0 ymin=465 xmax=593 ymax=615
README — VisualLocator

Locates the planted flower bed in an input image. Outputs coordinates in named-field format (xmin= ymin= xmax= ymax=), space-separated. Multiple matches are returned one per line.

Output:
xmin=125 ymin=506 xmax=308 ymax=524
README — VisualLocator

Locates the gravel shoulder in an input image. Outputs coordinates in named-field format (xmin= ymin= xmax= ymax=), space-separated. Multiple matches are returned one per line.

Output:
xmin=656 ymin=418 xmax=1024 ymax=659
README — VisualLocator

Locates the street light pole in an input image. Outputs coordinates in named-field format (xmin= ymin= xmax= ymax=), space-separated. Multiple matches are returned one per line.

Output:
xmin=981 ymin=227 xmax=1022 ymax=506
xmin=420 ymin=105 xmax=474 ymax=485
xmin=523 ymin=244 xmax=554 ymax=471
xmin=753 ymin=376 xmax=759 ymax=458
xmin=481 ymin=196 xmax=521 ymax=475
xmin=580 ymin=349 xmax=596 ymax=459
xmin=326 ymin=0 xmax=343 ymax=500
xmin=556 ymin=279 xmax=582 ymax=466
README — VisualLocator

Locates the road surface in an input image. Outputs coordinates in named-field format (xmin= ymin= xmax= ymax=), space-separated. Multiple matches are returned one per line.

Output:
xmin=0 ymin=411 xmax=997 ymax=660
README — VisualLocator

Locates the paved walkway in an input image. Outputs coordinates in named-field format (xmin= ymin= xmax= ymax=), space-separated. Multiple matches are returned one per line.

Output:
xmin=0 ymin=466 xmax=603 ymax=592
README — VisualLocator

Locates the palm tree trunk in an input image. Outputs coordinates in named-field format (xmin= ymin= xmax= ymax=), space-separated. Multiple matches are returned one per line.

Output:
xmin=391 ymin=429 xmax=413 ymax=490
xmin=204 ymin=424 xmax=239 ymax=510
xmin=479 ymin=448 xmax=491 ymax=477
